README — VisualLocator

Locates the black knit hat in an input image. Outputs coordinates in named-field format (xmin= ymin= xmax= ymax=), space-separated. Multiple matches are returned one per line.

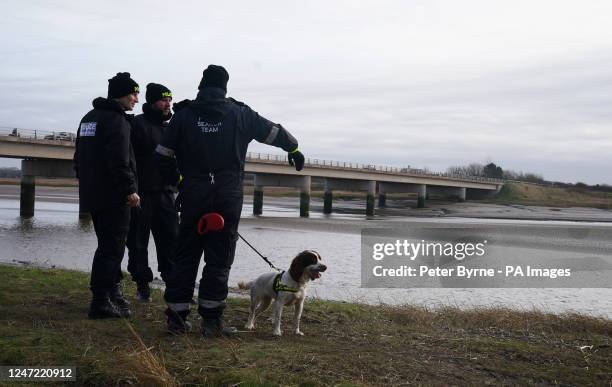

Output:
xmin=198 ymin=65 xmax=229 ymax=91
xmin=145 ymin=83 xmax=172 ymax=104
xmin=108 ymin=72 xmax=139 ymax=99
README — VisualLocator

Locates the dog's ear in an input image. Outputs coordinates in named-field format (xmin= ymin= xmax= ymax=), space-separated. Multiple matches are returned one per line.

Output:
xmin=289 ymin=251 xmax=320 ymax=281
xmin=289 ymin=252 xmax=307 ymax=281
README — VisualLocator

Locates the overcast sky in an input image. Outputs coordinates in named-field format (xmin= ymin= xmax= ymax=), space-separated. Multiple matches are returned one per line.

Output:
xmin=1 ymin=0 xmax=611 ymax=184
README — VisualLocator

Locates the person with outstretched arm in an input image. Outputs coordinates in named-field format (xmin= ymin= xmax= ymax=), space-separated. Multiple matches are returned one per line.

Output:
xmin=155 ymin=65 xmax=305 ymax=336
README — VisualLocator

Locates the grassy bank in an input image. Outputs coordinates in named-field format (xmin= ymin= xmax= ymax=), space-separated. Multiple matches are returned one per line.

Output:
xmin=491 ymin=182 xmax=612 ymax=209
xmin=1 ymin=265 xmax=611 ymax=386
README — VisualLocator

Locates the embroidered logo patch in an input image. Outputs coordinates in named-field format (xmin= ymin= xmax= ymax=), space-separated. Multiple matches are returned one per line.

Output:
xmin=80 ymin=122 xmax=97 ymax=137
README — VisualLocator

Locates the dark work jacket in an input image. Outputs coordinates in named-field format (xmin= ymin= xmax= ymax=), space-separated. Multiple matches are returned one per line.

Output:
xmin=131 ymin=103 xmax=173 ymax=193
xmin=74 ymin=97 xmax=137 ymax=212
xmin=155 ymin=87 xmax=298 ymax=185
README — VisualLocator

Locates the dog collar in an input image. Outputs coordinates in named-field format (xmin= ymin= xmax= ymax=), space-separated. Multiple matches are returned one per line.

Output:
xmin=273 ymin=271 xmax=298 ymax=294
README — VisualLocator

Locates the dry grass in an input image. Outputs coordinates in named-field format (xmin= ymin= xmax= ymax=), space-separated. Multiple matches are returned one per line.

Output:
xmin=125 ymin=320 xmax=179 ymax=387
xmin=493 ymin=182 xmax=612 ymax=209
xmin=1 ymin=265 xmax=611 ymax=386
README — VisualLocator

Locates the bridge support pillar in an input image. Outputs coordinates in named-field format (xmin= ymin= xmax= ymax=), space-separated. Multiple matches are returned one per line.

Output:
xmin=18 ymin=159 xmax=76 ymax=218
xmin=366 ymin=181 xmax=376 ymax=216
xmin=20 ymin=174 xmax=35 ymax=217
xmin=378 ymin=183 xmax=387 ymax=208
xmin=253 ymin=183 xmax=263 ymax=216
xmin=416 ymin=185 xmax=426 ymax=208
xmin=323 ymin=180 xmax=332 ymax=214
xmin=457 ymin=187 xmax=466 ymax=202
xmin=378 ymin=193 xmax=386 ymax=208
xmin=299 ymin=176 xmax=311 ymax=218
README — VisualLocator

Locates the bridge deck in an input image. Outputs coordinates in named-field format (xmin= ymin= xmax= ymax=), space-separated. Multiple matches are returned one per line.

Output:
xmin=0 ymin=128 xmax=502 ymax=190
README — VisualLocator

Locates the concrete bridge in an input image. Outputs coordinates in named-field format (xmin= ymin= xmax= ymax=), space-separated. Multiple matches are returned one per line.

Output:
xmin=0 ymin=127 xmax=503 ymax=217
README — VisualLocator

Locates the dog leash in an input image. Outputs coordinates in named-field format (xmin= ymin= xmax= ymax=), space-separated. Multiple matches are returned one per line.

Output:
xmin=238 ymin=234 xmax=299 ymax=293
xmin=197 ymin=212 xmax=282 ymax=272
xmin=237 ymin=232 xmax=282 ymax=272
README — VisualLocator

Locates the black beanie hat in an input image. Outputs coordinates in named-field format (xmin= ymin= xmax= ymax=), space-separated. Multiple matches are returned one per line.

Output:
xmin=145 ymin=83 xmax=172 ymax=104
xmin=198 ymin=65 xmax=229 ymax=91
xmin=108 ymin=72 xmax=139 ymax=99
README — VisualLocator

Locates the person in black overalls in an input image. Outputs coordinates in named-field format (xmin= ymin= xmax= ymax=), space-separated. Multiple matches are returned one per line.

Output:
xmin=126 ymin=83 xmax=179 ymax=301
xmin=155 ymin=65 xmax=305 ymax=336
xmin=74 ymin=72 xmax=141 ymax=319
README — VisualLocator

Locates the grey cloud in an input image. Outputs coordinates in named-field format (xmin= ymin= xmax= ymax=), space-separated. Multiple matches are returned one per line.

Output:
xmin=1 ymin=1 xmax=612 ymax=185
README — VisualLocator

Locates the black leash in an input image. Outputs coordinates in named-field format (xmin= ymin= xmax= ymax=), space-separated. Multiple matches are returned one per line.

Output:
xmin=237 ymin=232 xmax=281 ymax=272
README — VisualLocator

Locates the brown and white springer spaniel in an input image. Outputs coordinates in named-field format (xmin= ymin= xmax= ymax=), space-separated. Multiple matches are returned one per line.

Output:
xmin=238 ymin=250 xmax=327 ymax=336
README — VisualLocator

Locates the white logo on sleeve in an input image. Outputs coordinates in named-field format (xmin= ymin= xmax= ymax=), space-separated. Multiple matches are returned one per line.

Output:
xmin=80 ymin=122 xmax=97 ymax=137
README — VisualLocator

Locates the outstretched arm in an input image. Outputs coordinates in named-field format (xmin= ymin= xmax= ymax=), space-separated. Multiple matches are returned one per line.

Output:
xmin=244 ymin=106 xmax=305 ymax=171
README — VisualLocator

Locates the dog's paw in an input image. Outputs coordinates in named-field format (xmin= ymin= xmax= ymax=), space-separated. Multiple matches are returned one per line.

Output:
xmin=294 ymin=330 xmax=304 ymax=336
xmin=272 ymin=329 xmax=282 ymax=336
xmin=245 ymin=323 xmax=255 ymax=330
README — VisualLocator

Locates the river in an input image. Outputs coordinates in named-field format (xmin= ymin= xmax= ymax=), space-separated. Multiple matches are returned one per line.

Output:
xmin=1 ymin=185 xmax=611 ymax=318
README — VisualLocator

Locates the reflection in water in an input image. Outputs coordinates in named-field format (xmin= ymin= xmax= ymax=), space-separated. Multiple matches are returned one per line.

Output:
xmin=17 ymin=216 xmax=35 ymax=232
xmin=1 ymin=197 xmax=612 ymax=318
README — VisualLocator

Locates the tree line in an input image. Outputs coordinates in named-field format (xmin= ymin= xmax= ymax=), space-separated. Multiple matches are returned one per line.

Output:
xmin=446 ymin=162 xmax=611 ymax=192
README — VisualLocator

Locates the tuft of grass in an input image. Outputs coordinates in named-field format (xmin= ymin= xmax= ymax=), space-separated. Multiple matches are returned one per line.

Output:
xmin=1 ymin=264 xmax=611 ymax=386
xmin=124 ymin=320 xmax=179 ymax=386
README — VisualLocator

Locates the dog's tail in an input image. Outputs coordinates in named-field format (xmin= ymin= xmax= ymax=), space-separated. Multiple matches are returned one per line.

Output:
xmin=237 ymin=280 xmax=252 ymax=290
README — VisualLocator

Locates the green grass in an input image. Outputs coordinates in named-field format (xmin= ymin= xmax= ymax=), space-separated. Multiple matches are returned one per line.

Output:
xmin=1 ymin=264 xmax=611 ymax=386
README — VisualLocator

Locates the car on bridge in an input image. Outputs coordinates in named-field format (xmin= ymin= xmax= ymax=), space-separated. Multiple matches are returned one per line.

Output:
xmin=44 ymin=132 xmax=76 ymax=142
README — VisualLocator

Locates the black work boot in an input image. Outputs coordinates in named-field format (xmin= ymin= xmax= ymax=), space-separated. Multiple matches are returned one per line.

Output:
xmin=136 ymin=282 xmax=152 ymax=302
xmin=88 ymin=295 xmax=121 ymax=319
xmin=200 ymin=317 xmax=238 ymax=338
xmin=110 ymin=283 xmax=132 ymax=318
xmin=166 ymin=309 xmax=192 ymax=335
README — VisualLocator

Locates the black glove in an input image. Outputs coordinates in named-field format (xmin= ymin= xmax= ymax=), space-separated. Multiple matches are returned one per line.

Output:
xmin=288 ymin=150 xmax=305 ymax=171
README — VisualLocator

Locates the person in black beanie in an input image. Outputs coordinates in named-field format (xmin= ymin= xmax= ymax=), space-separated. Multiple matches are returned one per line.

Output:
xmin=126 ymin=82 xmax=179 ymax=301
xmin=155 ymin=65 xmax=305 ymax=336
xmin=74 ymin=72 xmax=141 ymax=319
xmin=197 ymin=64 xmax=229 ymax=91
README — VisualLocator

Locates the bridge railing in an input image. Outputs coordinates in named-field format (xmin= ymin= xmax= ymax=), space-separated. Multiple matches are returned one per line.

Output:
xmin=245 ymin=152 xmax=504 ymax=183
xmin=0 ymin=127 xmax=503 ymax=184
xmin=0 ymin=127 xmax=76 ymax=142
